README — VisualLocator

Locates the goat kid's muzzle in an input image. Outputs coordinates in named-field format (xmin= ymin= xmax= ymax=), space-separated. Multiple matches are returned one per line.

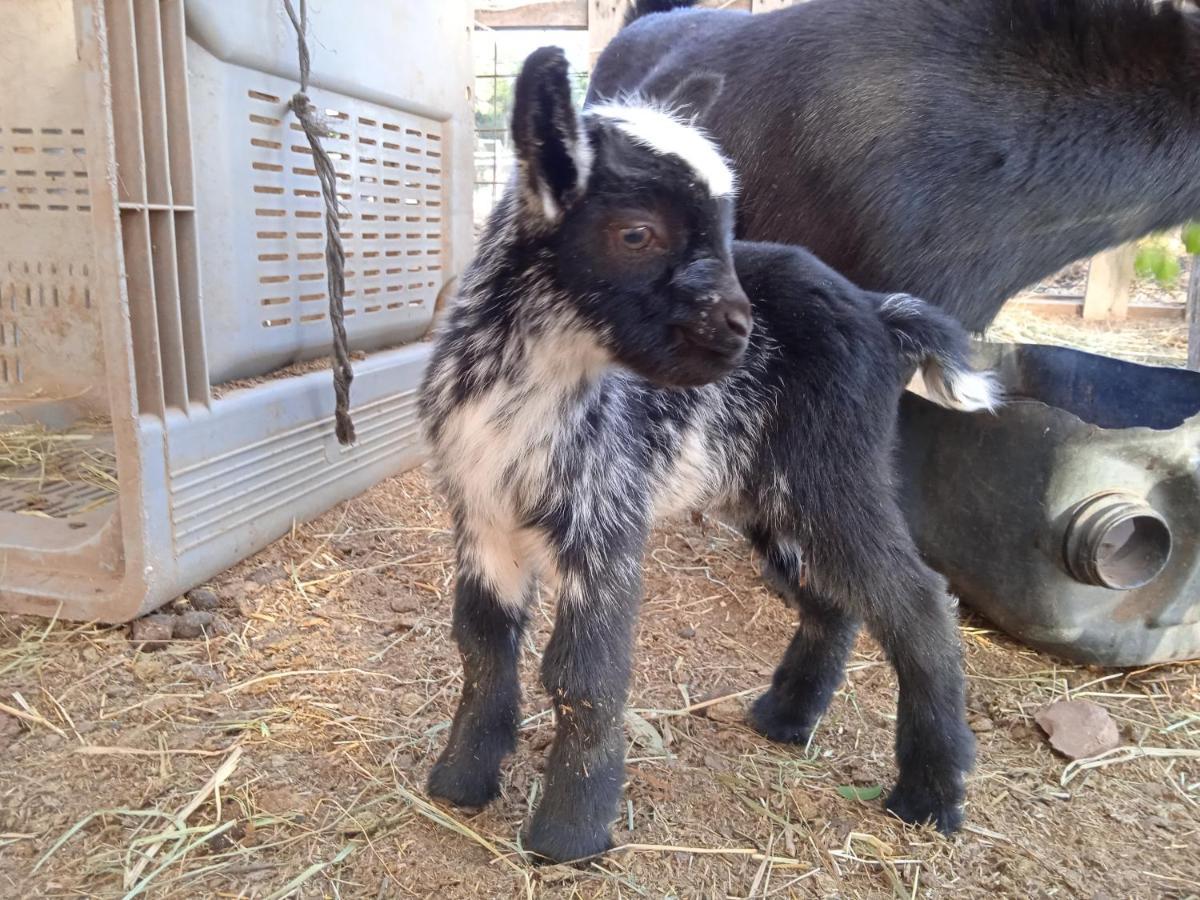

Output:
xmin=672 ymin=262 xmax=753 ymax=360
xmin=680 ymin=289 xmax=752 ymax=360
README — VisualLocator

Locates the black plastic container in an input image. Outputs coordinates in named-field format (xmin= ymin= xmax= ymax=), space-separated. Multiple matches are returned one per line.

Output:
xmin=898 ymin=343 xmax=1200 ymax=665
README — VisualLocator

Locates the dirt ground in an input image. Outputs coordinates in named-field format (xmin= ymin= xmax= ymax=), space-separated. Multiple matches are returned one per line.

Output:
xmin=1 ymin=466 xmax=1198 ymax=898
xmin=990 ymin=297 xmax=1191 ymax=369
xmin=2 ymin=306 xmax=1200 ymax=899
xmin=1025 ymin=255 xmax=1193 ymax=310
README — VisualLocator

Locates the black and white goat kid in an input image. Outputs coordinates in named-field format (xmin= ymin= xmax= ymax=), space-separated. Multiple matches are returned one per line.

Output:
xmin=418 ymin=47 xmax=998 ymax=863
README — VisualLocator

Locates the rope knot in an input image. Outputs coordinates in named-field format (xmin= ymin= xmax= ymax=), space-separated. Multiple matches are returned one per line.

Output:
xmin=290 ymin=92 xmax=336 ymax=139
xmin=288 ymin=91 xmax=311 ymax=118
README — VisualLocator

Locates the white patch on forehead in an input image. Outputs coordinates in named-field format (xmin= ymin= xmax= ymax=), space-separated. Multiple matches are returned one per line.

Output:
xmin=587 ymin=103 xmax=736 ymax=198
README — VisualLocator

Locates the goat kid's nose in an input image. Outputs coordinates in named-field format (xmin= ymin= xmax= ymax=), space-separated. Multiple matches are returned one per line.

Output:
xmin=717 ymin=278 xmax=753 ymax=339
xmin=723 ymin=303 xmax=751 ymax=338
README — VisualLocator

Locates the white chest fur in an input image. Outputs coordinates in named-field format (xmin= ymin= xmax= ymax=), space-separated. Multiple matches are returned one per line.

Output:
xmin=428 ymin=328 xmax=607 ymax=607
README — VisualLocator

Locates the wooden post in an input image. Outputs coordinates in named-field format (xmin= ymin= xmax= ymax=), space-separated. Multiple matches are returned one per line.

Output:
xmin=588 ymin=0 xmax=773 ymax=67
xmin=1082 ymin=243 xmax=1137 ymax=321
xmin=477 ymin=0 xmax=589 ymax=29
xmin=588 ymin=0 xmax=628 ymax=68
xmin=1188 ymin=256 xmax=1200 ymax=371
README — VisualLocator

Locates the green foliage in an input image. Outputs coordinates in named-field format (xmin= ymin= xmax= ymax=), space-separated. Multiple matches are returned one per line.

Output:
xmin=474 ymin=71 xmax=587 ymax=135
xmin=474 ymin=75 xmax=516 ymax=133
xmin=1182 ymin=221 xmax=1200 ymax=257
xmin=836 ymin=784 xmax=884 ymax=802
xmin=1134 ymin=243 xmax=1182 ymax=287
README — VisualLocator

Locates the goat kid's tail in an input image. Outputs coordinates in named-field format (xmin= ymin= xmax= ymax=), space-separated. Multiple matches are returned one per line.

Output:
xmin=624 ymin=0 xmax=700 ymax=27
xmin=878 ymin=293 xmax=1001 ymax=413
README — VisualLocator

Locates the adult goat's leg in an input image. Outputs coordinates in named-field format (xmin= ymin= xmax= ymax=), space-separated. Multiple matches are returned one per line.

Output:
xmin=806 ymin=495 xmax=975 ymax=834
xmin=427 ymin=529 xmax=530 ymax=808
xmin=523 ymin=548 xmax=643 ymax=863
xmin=745 ymin=530 xmax=860 ymax=745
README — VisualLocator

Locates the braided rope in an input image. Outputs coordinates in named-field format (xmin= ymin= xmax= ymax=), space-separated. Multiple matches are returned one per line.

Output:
xmin=283 ymin=0 xmax=356 ymax=445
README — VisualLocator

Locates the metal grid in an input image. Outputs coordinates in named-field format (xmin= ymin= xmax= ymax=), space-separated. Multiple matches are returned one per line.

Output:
xmin=473 ymin=30 xmax=589 ymax=229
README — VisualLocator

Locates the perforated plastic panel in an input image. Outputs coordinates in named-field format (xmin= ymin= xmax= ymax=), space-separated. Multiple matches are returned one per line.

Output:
xmin=0 ymin=0 xmax=472 ymax=623
xmin=1 ymin=259 xmax=96 ymax=389
xmin=186 ymin=5 xmax=460 ymax=383
xmin=0 ymin=432 xmax=115 ymax=518
xmin=0 ymin=1 xmax=107 ymax=405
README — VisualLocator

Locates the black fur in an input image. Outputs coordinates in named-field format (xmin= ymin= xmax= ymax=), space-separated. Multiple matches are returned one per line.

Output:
xmin=591 ymin=0 xmax=1200 ymax=330
xmin=426 ymin=569 xmax=527 ymax=808
xmin=420 ymin=49 xmax=995 ymax=862
xmin=624 ymin=0 xmax=699 ymax=27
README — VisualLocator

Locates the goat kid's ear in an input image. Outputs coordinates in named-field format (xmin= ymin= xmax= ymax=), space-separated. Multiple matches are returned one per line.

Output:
xmin=512 ymin=46 xmax=590 ymax=222
xmin=663 ymin=72 xmax=725 ymax=123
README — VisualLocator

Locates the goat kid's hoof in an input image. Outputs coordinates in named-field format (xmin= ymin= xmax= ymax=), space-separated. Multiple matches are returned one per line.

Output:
xmin=747 ymin=690 xmax=813 ymax=745
xmin=426 ymin=757 xmax=502 ymax=810
xmin=885 ymin=779 xmax=965 ymax=835
xmin=521 ymin=819 xmax=613 ymax=865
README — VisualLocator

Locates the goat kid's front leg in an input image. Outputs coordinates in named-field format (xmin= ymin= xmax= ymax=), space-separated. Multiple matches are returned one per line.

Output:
xmin=427 ymin=533 xmax=531 ymax=809
xmin=523 ymin=553 xmax=643 ymax=863
xmin=746 ymin=533 xmax=860 ymax=745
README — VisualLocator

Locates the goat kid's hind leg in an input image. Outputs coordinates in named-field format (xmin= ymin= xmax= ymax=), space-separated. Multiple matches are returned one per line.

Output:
xmin=808 ymin=500 xmax=975 ymax=835
xmin=523 ymin=548 xmax=644 ymax=864
xmin=745 ymin=532 xmax=860 ymax=746
xmin=879 ymin=571 xmax=976 ymax=835
xmin=427 ymin=531 xmax=531 ymax=809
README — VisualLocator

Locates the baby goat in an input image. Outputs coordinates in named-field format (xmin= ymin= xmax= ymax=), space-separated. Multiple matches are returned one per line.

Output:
xmin=418 ymin=47 xmax=997 ymax=863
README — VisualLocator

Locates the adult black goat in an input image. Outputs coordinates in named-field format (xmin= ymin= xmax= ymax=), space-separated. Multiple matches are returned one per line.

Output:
xmin=419 ymin=47 xmax=998 ymax=862
xmin=590 ymin=0 xmax=1200 ymax=331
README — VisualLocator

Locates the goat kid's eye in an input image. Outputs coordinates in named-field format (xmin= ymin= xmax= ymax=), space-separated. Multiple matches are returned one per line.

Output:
xmin=619 ymin=225 xmax=654 ymax=251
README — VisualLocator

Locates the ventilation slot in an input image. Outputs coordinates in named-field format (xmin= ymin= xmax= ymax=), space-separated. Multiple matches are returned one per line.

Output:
xmin=243 ymin=84 xmax=445 ymax=342
xmin=0 ymin=319 xmax=20 ymax=384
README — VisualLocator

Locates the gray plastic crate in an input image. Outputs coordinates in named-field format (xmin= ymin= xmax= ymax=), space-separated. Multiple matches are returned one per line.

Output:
xmin=0 ymin=0 xmax=472 ymax=622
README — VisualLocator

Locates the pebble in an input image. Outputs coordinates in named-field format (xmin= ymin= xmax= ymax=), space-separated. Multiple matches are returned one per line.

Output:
xmin=704 ymin=700 xmax=745 ymax=725
xmin=389 ymin=596 xmax=420 ymax=614
xmin=188 ymin=663 xmax=225 ymax=686
xmin=130 ymin=614 xmax=174 ymax=651
xmin=173 ymin=611 xmax=215 ymax=639
xmin=392 ymin=752 xmax=416 ymax=770
xmin=239 ymin=580 xmax=265 ymax=597
xmin=186 ymin=587 xmax=221 ymax=611
xmin=848 ymin=765 xmax=874 ymax=785
xmin=390 ymin=615 xmax=420 ymax=632
xmin=791 ymin=793 xmax=822 ymax=821
xmin=397 ymin=692 xmax=425 ymax=717
xmin=969 ymin=715 xmax=995 ymax=733
xmin=246 ymin=565 xmax=287 ymax=585
xmin=0 ymin=712 xmax=21 ymax=746
xmin=1010 ymin=722 xmax=1036 ymax=741
xmin=702 ymin=751 xmax=727 ymax=771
